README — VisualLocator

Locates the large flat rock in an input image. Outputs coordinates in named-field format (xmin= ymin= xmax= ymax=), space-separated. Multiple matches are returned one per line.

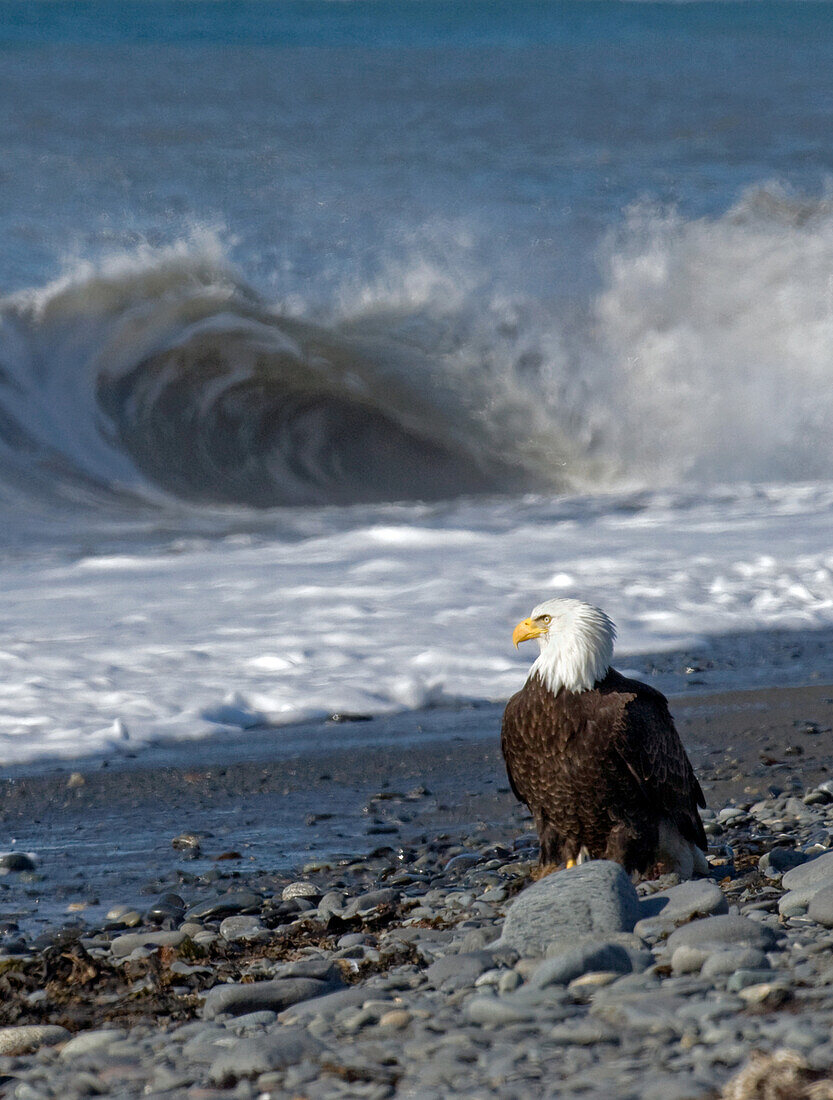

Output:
xmin=498 ymin=861 xmax=641 ymax=957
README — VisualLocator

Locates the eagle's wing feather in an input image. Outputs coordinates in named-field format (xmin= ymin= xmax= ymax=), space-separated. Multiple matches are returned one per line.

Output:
xmin=610 ymin=677 xmax=707 ymax=851
xmin=500 ymin=689 xmax=534 ymax=806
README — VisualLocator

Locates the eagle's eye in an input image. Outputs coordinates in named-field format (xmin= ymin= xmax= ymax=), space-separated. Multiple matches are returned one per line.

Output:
xmin=540 ymin=614 xmax=551 ymax=625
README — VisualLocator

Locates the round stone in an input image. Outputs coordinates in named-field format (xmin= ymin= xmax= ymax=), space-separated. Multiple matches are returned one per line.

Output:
xmin=282 ymin=882 xmax=320 ymax=901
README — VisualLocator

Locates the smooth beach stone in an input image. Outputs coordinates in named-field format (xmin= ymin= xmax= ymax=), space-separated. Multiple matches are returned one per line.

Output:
xmin=498 ymin=861 xmax=641 ymax=956
xmin=342 ymin=888 xmax=399 ymax=918
xmin=146 ymin=893 xmax=186 ymax=925
xmin=665 ymin=915 xmax=780 ymax=955
xmin=228 ymin=1010 xmax=277 ymax=1030
xmin=590 ymin=992 xmax=688 ymax=1035
xmin=317 ymin=891 xmax=346 ymax=920
xmin=278 ymin=986 xmax=373 ymax=1024
xmin=272 ymin=958 xmax=342 ymax=983
xmin=59 ymin=1029 xmax=127 ymax=1059
xmin=759 ymin=848 xmax=809 ymax=880
xmin=209 ymin=1030 xmax=322 ymax=1084
xmin=700 ymin=947 xmax=770 ymax=979
xmin=202 ymin=976 xmax=341 ymax=1019
xmin=635 ymin=880 xmax=728 ymax=939
xmin=671 ymin=946 xmax=709 ymax=975
xmin=465 ymin=994 xmax=537 ymax=1026
xmin=531 ymin=936 xmax=652 ymax=988
xmin=220 ymin=915 xmax=267 ymax=942
xmin=425 ymin=951 xmax=495 ymax=990
xmin=807 ymin=885 xmax=833 ymax=927
xmin=726 ymin=968 xmax=778 ymax=993
xmin=110 ymin=930 xmax=186 ymax=958
xmin=737 ymin=981 xmax=792 ymax=1008
xmin=0 ymin=1025 xmax=69 ymax=1055
xmin=185 ymin=889 xmax=262 ymax=920
xmin=282 ymin=881 xmax=320 ymax=901
xmin=782 ymin=851 xmax=833 ymax=894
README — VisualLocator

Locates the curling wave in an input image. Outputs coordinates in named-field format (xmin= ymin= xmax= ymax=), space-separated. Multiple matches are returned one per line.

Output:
xmin=2 ymin=184 xmax=833 ymax=518
xmin=0 ymin=242 xmax=547 ymax=511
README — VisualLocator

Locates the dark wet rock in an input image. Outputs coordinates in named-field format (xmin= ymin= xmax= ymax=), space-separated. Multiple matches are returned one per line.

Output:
xmin=202 ymin=976 xmax=343 ymax=1019
xmin=498 ymin=861 xmax=641 ymax=956
xmin=146 ymin=892 xmax=186 ymax=925
xmin=759 ymin=847 xmax=808 ymax=880
xmin=185 ymin=889 xmax=262 ymax=920
xmin=209 ymin=1029 xmax=322 ymax=1084
xmin=0 ymin=852 xmax=36 ymax=872
xmin=665 ymin=915 xmax=780 ymax=954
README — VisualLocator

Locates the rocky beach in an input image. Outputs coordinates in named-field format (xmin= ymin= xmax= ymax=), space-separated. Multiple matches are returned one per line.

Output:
xmin=1 ymin=682 xmax=833 ymax=1098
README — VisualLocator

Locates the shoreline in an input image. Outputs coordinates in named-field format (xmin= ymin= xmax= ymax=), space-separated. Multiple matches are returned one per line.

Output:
xmin=1 ymin=679 xmax=832 ymax=939
xmin=0 ymin=680 xmax=832 ymax=1095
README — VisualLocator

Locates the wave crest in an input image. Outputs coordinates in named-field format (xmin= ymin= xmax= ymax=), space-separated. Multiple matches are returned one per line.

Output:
xmin=2 ymin=185 xmax=833 ymax=517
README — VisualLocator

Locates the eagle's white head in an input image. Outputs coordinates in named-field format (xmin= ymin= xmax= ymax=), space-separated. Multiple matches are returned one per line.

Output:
xmin=512 ymin=597 xmax=616 ymax=694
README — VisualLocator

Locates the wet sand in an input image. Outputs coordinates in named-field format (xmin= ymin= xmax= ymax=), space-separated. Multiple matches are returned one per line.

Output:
xmin=1 ymin=680 xmax=832 ymax=938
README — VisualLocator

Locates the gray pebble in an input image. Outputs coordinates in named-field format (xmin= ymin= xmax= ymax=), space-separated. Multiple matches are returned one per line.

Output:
xmin=202 ymin=976 xmax=341 ymax=1019
xmin=782 ymin=851 xmax=833 ymax=893
xmin=0 ymin=1025 xmax=69 ymax=1054
xmin=807 ymin=885 xmax=833 ymax=927
xmin=219 ymin=915 xmax=267 ymax=942
xmin=342 ymin=888 xmax=399 ymax=918
xmin=700 ymin=947 xmax=770 ymax=979
xmin=665 ymin=915 xmax=780 ymax=954
xmin=110 ymin=930 xmax=186 ymax=958
xmin=209 ymin=1029 xmax=322 ymax=1084
xmin=531 ymin=938 xmax=651 ymax=988
xmin=59 ymin=1028 xmax=127 ymax=1059
xmin=635 ymin=879 xmax=728 ymax=939
xmin=425 ymin=951 xmax=495 ymax=991
xmin=282 ymin=881 xmax=320 ymax=901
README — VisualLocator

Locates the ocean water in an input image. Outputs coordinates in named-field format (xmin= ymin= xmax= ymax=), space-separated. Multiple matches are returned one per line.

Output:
xmin=2 ymin=1 xmax=833 ymax=764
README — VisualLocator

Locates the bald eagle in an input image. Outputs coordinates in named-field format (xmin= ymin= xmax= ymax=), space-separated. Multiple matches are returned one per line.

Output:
xmin=502 ymin=598 xmax=707 ymax=878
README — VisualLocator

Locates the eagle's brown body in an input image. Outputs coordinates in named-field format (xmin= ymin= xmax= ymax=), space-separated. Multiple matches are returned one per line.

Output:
xmin=501 ymin=667 xmax=707 ymax=875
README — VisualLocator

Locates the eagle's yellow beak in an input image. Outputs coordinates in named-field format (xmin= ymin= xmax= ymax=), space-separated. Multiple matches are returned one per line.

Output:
xmin=512 ymin=617 xmax=545 ymax=648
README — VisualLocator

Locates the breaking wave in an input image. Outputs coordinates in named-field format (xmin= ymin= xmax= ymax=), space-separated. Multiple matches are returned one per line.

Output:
xmin=1 ymin=183 xmax=833 ymax=516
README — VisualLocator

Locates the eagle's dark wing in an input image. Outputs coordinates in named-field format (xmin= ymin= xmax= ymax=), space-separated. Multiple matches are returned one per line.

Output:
xmin=500 ymin=687 xmax=536 ymax=806
xmin=606 ymin=671 xmax=707 ymax=852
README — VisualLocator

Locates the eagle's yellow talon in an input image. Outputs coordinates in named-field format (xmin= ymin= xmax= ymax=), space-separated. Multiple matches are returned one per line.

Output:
xmin=565 ymin=858 xmax=576 ymax=869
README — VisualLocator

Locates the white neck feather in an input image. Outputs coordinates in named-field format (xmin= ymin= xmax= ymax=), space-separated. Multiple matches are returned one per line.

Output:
xmin=527 ymin=600 xmax=615 ymax=694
